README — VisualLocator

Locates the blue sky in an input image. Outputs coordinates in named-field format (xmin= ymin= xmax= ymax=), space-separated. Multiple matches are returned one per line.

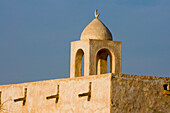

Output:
xmin=0 ymin=0 xmax=170 ymax=85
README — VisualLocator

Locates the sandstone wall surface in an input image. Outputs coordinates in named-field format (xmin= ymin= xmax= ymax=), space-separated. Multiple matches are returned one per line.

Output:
xmin=0 ymin=74 xmax=111 ymax=113
xmin=111 ymin=74 xmax=170 ymax=113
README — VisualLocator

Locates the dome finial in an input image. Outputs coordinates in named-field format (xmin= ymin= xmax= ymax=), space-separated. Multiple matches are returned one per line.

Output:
xmin=95 ymin=9 xmax=100 ymax=19
xmin=80 ymin=10 xmax=112 ymax=41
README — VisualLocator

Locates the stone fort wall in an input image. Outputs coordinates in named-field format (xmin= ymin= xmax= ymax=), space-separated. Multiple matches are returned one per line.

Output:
xmin=0 ymin=74 xmax=169 ymax=113
xmin=0 ymin=74 xmax=111 ymax=113
xmin=111 ymin=74 xmax=170 ymax=113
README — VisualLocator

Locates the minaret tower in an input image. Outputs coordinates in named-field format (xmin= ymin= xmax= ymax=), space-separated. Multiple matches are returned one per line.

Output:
xmin=70 ymin=10 xmax=121 ymax=78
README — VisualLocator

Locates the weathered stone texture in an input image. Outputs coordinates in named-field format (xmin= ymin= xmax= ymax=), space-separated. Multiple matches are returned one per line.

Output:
xmin=111 ymin=74 xmax=170 ymax=113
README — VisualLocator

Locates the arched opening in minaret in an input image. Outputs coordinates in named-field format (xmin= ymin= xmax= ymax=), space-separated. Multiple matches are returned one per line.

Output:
xmin=75 ymin=49 xmax=84 ymax=77
xmin=96 ymin=48 xmax=115 ymax=75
